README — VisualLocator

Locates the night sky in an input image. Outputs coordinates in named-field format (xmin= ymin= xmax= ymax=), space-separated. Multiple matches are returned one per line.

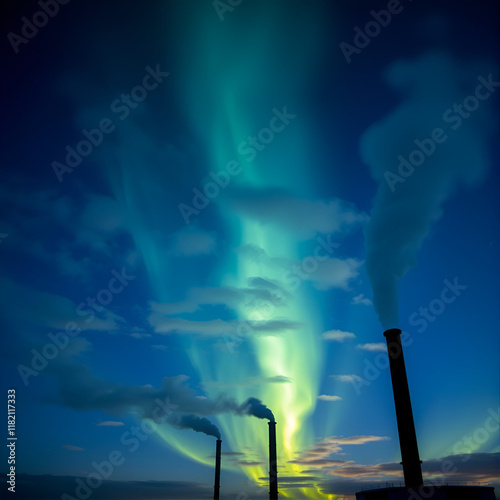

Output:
xmin=1 ymin=1 xmax=499 ymax=499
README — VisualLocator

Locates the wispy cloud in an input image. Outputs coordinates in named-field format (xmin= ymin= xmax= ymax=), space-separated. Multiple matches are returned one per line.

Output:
xmin=317 ymin=395 xmax=342 ymax=402
xmin=0 ymin=277 xmax=125 ymax=332
xmin=203 ymin=375 xmax=291 ymax=390
xmin=96 ymin=421 xmax=125 ymax=426
xmin=226 ymin=188 xmax=368 ymax=240
xmin=61 ymin=445 xmax=85 ymax=451
xmin=351 ymin=293 xmax=372 ymax=306
xmin=290 ymin=435 xmax=390 ymax=466
xmin=356 ymin=343 xmax=387 ymax=352
xmin=322 ymin=329 xmax=356 ymax=342
xmin=148 ymin=314 xmax=300 ymax=338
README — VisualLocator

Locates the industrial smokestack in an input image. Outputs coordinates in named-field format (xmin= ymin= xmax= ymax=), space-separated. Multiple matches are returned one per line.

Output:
xmin=214 ymin=439 xmax=221 ymax=500
xmin=268 ymin=421 xmax=278 ymax=500
xmin=383 ymin=328 xmax=423 ymax=489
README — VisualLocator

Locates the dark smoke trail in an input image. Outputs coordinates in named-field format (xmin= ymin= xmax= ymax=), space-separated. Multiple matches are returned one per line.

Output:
xmin=168 ymin=414 xmax=221 ymax=439
xmin=239 ymin=397 xmax=275 ymax=421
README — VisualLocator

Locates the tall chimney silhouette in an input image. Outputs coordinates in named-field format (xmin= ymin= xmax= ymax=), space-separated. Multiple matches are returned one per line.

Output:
xmin=268 ymin=421 xmax=278 ymax=500
xmin=383 ymin=328 xmax=423 ymax=489
xmin=214 ymin=439 xmax=221 ymax=500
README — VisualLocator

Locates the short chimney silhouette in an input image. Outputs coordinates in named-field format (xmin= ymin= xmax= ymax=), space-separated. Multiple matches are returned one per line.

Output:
xmin=268 ymin=421 xmax=278 ymax=500
xmin=384 ymin=328 xmax=423 ymax=488
xmin=214 ymin=439 xmax=221 ymax=500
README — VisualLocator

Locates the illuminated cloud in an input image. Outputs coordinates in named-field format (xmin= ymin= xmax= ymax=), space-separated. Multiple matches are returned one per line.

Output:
xmin=304 ymin=257 xmax=363 ymax=291
xmin=235 ymin=244 xmax=362 ymax=292
xmin=149 ymin=280 xmax=289 ymax=316
xmin=292 ymin=435 xmax=390 ymax=465
xmin=317 ymin=395 xmax=343 ymax=402
xmin=61 ymin=445 xmax=85 ymax=451
xmin=351 ymin=293 xmax=373 ymax=306
xmin=322 ymin=329 xmax=356 ymax=342
xmin=356 ymin=343 xmax=387 ymax=352
xmin=203 ymin=375 xmax=291 ymax=389
xmin=227 ymin=188 xmax=368 ymax=240
xmin=147 ymin=315 xmax=300 ymax=337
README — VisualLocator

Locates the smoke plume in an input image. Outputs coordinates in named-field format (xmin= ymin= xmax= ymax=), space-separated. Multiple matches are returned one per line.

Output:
xmin=168 ymin=414 xmax=221 ymax=439
xmin=360 ymin=51 xmax=495 ymax=327
xmin=239 ymin=397 xmax=275 ymax=421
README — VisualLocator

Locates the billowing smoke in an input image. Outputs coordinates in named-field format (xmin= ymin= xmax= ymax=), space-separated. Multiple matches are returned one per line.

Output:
xmin=168 ymin=414 xmax=221 ymax=439
xmin=239 ymin=397 xmax=275 ymax=422
xmin=43 ymin=344 xmax=275 ymax=428
xmin=360 ymin=51 xmax=495 ymax=327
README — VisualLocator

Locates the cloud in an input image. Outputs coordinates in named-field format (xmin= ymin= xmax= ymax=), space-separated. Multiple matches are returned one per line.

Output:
xmin=236 ymin=460 xmax=264 ymax=466
xmin=356 ymin=343 xmax=387 ymax=352
xmin=321 ymin=452 xmax=500 ymax=484
xmin=148 ymin=315 xmax=300 ymax=338
xmin=303 ymin=258 xmax=363 ymax=291
xmin=149 ymin=279 xmax=289 ymax=317
xmin=151 ymin=345 xmax=168 ymax=351
xmin=0 ymin=276 xmax=125 ymax=333
xmin=322 ymin=330 xmax=356 ymax=342
xmin=130 ymin=332 xmax=152 ymax=339
xmin=61 ymin=445 xmax=85 ymax=451
xmin=170 ymin=226 xmax=216 ymax=256
xmin=291 ymin=435 xmax=390 ymax=465
xmin=318 ymin=395 xmax=342 ymax=402
xmin=351 ymin=293 xmax=372 ymax=306
xmin=203 ymin=375 xmax=291 ymax=390
xmin=227 ymin=188 xmax=368 ymax=240
xmin=0 ymin=186 xmax=134 ymax=282
xmin=235 ymin=245 xmax=362 ymax=292
xmin=96 ymin=421 xmax=125 ymax=426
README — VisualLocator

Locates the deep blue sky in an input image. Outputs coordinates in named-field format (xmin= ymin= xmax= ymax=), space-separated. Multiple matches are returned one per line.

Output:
xmin=1 ymin=1 xmax=499 ymax=499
